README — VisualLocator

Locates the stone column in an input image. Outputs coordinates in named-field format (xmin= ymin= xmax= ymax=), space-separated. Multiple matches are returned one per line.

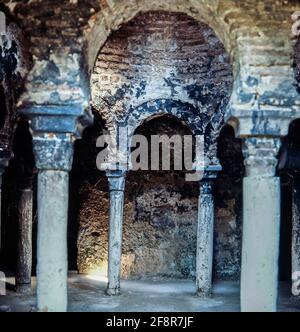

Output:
xmin=292 ymin=175 xmax=300 ymax=298
xmin=106 ymin=170 xmax=126 ymax=296
xmin=20 ymin=104 xmax=92 ymax=311
xmin=196 ymin=177 xmax=215 ymax=297
xmin=241 ymin=137 xmax=281 ymax=312
xmin=15 ymin=187 xmax=33 ymax=293
xmin=33 ymin=134 xmax=74 ymax=312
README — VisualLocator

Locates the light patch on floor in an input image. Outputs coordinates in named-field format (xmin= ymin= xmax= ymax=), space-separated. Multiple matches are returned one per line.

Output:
xmin=0 ymin=273 xmax=299 ymax=312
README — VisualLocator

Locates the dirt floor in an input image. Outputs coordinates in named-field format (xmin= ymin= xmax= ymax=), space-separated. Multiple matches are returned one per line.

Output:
xmin=0 ymin=272 xmax=299 ymax=312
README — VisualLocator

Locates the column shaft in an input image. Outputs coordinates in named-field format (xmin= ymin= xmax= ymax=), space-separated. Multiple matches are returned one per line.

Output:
xmin=16 ymin=189 xmax=33 ymax=293
xmin=107 ymin=171 xmax=126 ymax=295
xmin=241 ymin=137 xmax=281 ymax=312
xmin=292 ymin=177 xmax=300 ymax=296
xmin=37 ymin=171 xmax=69 ymax=312
xmin=196 ymin=180 xmax=214 ymax=297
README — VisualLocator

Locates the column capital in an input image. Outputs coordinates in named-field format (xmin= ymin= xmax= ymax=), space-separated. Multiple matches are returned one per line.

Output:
xmin=242 ymin=137 xmax=281 ymax=177
xmin=32 ymin=133 xmax=74 ymax=171
xmin=20 ymin=104 xmax=93 ymax=138
xmin=200 ymin=180 xmax=213 ymax=195
xmin=106 ymin=170 xmax=126 ymax=192
xmin=20 ymin=104 xmax=93 ymax=172
xmin=199 ymin=165 xmax=220 ymax=192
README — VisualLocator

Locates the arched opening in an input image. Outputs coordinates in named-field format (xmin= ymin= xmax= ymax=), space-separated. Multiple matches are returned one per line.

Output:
xmin=124 ymin=114 xmax=198 ymax=279
xmin=0 ymin=119 xmax=35 ymax=273
xmin=214 ymin=124 xmax=244 ymax=281
xmin=81 ymin=9 xmax=235 ymax=295
xmin=72 ymin=117 xmax=245 ymax=283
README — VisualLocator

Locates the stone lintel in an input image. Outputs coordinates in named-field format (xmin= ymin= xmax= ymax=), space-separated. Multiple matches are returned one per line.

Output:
xmin=19 ymin=104 xmax=93 ymax=171
xmin=20 ymin=104 xmax=93 ymax=138
xmin=226 ymin=109 xmax=297 ymax=138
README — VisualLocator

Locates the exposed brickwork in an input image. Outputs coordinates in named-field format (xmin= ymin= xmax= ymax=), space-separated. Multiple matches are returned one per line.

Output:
xmin=5 ymin=0 xmax=102 ymax=106
xmin=294 ymin=37 xmax=300 ymax=91
xmin=92 ymin=11 xmax=233 ymax=164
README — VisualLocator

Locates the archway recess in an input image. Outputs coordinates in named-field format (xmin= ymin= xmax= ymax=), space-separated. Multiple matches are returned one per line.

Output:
xmin=89 ymin=9 xmax=234 ymax=296
xmin=91 ymin=10 xmax=234 ymax=170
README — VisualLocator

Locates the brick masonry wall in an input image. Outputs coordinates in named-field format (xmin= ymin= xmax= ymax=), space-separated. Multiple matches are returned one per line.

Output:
xmin=91 ymin=11 xmax=233 ymax=163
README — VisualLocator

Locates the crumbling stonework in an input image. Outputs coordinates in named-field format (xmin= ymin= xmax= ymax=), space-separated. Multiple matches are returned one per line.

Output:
xmin=0 ymin=0 xmax=297 ymax=130
xmin=0 ymin=14 xmax=31 ymax=155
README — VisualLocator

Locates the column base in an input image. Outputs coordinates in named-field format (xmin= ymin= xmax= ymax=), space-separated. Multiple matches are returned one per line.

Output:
xmin=106 ymin=287 xmax=121 ymax=296
xmin=196 ymin=288 xmax=212 ymax=298
xmin=15 ymin=283 xmax=32 ymax=294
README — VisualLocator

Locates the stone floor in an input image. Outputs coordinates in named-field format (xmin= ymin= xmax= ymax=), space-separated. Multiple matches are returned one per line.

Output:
xmin=0 ymin=272 xmax=299 ymax=312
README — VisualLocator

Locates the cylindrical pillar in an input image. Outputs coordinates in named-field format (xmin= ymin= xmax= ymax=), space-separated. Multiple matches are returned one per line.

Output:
xmin=106 ymin=170 xmax=126 ymax=296
xmin=241 ymin=137 xmax=281 ymax=312
xmin=292 ymin=176 xmax=300 ymax=298
xmin=37 ymin=170 xmax=69 ymax=311
xmin=16 ymin=188 xmax=33 ymax=293
xmin=20 ymin=104 xmax=92 ymax=312
xmin=196 ymin=179 xmax=214 ymax=297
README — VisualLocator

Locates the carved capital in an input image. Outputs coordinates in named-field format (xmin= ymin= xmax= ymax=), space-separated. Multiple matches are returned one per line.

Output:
xmin=106 ymin=170 xmax=126 ymax=192
xmin=200 ymin=180 xmax=213 ymax=195
xmin=32 ymin=133 xmax=74 ymax=171
xmin=242 ymin=137 xmax=281 ymax=177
